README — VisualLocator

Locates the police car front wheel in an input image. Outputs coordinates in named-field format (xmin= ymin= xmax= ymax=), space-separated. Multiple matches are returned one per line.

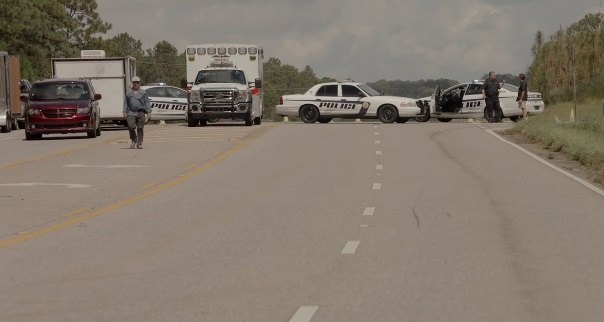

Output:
xmin=378 ymin=105 xmax=398 ymax=123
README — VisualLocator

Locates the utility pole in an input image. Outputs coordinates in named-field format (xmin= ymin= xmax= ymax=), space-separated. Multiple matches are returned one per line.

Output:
xmin=572 ymin=43 xmax=577 ymax=121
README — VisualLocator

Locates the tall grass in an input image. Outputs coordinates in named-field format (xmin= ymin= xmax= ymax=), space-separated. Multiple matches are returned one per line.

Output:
xmin=512 ymin=99 xmax=604 ymax=182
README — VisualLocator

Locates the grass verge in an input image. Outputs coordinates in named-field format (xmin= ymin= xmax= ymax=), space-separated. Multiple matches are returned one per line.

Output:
xmin=510 ymin=99 xmax=604 ymax=184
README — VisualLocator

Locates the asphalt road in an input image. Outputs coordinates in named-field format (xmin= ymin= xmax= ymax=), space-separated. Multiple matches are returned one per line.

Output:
xmin=1 ymin=121 xmax=604 ymax=322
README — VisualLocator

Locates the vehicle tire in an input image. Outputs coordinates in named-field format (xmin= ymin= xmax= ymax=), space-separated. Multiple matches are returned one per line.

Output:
xmin=95 ymin=122 xmax=102 ymax=136
xmin=245 ymin=112 xmax=253 ymax=126
xmin=437 ymin=118 xmax=453 ymax=122
xmin=509 ymin=116 xmax=520 ymax=122
xmin=254 ymin=116 xmax=262 ymax=125
xmin=396 ymin=117 xmax=409 ymax=123
xmin=187 ymin=116 xmax=198 ymax=127
xmin=87 ymin=128 xmax=97 ymax=138
xmin=11 ymin=118 xmax=17 ymax=131
xmin=299 ymin=105 xmax=319 ymax=123
xmin=199 ymin=119 xmax=207 ymax=127
xmin=17 ymin=120 xmax=25 ymax=129
xmin=318 ymin=117 xmax=332 ymax=123
xmin=377 ymin=105 xmax=398 ymax=123
xmin=25 ymin=132 xmax=41 ymax=140
xmin=415 ymin=107 xmax=431 ymax=122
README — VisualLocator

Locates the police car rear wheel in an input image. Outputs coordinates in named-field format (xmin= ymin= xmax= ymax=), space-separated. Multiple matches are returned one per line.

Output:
xmin=300 ymin=105 xmax=319 ymax=123
xmin=187 ymin=117 xmax=198 ymax=127
xmin=378 ymin=105 xmax=398 ymax=123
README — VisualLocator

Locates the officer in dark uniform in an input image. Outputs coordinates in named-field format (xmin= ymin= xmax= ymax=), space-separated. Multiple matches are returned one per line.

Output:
xmin=482 ymin=71 xmax=505 ymax=122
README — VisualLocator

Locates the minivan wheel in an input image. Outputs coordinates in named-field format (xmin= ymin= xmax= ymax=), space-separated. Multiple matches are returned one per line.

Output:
xmin=25 ymin=132 xmax=41 ymax=140
xmin=87 ymin=127 xmax=97 ymax=138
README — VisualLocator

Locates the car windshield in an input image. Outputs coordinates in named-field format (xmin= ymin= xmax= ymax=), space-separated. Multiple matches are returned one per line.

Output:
xmin=194 ymin=70 xmax=247 ymax=85
xmin=30 ymin=83 xmax=89 ymax=100
xmin=357 ymin=84 xmax=381 ymax=96
xmin=145 ymin=87 xmax=187 ymax=99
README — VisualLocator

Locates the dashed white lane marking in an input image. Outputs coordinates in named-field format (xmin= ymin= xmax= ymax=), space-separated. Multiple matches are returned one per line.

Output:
xmin=64 ymin=164 xmax=151 ymax=169
xmin=341 ymin=241 xmax=361 ymax=254
xmin=374 ymin=132 xmax=380 ymax=136
xmin=376 ymin=164 xmax=383 ymax=170
xmin=0 ymin=137 xmax=14 ymax=141
xmin=375 ymin=140 xmax=381 ymax=144
xmin=360 ymin=224 xmax=369 ymax=228
xmin=289 ymin=306 xmax=319 ymax=322
xmin=376 ymin=150 xmax=382 ymax=155
xmin=373 ymin=183 xmax=382 ymax=190
xmin=363 ymin=207 xmax=375 ymax=216
xmin=0 ymin=182 xmax=90 ymax=188
xmin=481 ymin=126 xmax=604 ymax=198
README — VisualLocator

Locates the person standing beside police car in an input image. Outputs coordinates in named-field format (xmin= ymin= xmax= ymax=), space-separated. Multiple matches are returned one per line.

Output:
xmin=517 ymin=73 xmax=529 ymax=120
xmin=123 ymin=76 xmax=151 ymax=149
xmin=482 ymin=71 xmax=505 ymax=123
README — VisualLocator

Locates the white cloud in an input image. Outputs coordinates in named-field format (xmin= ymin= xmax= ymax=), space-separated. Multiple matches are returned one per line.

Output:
xmin=96 ymin=0 xmax=601 ymax=82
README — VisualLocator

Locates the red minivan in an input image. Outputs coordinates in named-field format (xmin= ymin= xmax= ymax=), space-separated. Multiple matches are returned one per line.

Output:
xmin=24 ymin=78 xmax=102 ymax=140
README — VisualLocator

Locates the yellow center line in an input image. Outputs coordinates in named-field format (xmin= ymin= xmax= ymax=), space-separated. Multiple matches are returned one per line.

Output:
xmin=62 ymin=207 xmax=93 ymax=218
xmin=0 ymin=124 xmax=276 ymax=250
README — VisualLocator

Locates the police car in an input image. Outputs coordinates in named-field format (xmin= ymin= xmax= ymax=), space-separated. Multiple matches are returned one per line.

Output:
xmin=276 ymin=81 xmax=424 ymax=123
xmin=141 ymin=85 xmax=188 ymax=121
xmin=416 ymin=81 xmax=545 ymax=122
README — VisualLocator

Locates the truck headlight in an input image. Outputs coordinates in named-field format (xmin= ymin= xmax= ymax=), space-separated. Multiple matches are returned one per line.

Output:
xmin=236 ymin=90 xmax=250 ymax=103
xmin=77 ymin=106 xmax=91 ymax=114
xmin=190 ymin=90 xmax=201 ymax=102
xmin=400 ymin=101 xmax=416 ymax=108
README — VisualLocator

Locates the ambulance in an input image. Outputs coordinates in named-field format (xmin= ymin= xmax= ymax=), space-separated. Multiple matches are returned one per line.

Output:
xmin=185 ymin=44 xmax=263 ymax=126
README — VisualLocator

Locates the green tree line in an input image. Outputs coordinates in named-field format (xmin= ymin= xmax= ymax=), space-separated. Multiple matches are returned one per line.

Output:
xmin=528 ymin=13 xmax=604 ymax=103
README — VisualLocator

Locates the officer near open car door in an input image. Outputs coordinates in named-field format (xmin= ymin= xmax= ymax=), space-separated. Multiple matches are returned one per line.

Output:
xmin=482 ymin=71 xmax=505 ymax=123
xmin=123 ymin=76 xmax=151 ymax=149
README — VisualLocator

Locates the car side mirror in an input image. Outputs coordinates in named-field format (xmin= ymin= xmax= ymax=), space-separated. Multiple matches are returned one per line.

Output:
xmin=94 ymin=93 xmax=102 ymax=100
xmin=254 ymin=78 xmax=262 ymax=88
xmin=20 ymin=95 xmax=28 ymax=102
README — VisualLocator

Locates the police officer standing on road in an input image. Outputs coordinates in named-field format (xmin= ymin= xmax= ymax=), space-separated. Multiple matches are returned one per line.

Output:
xmin=123 ymin=76 xmax=151 ymax=149
xmin=517 ymin=73 xmax=529 ymax=120
xmin=482 ymin=71 xmax=505 ymax=123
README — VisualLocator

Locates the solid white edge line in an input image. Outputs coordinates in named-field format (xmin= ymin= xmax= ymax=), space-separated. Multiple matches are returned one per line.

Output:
xmin=373 ymin=183 xmax=382 ymax=190
xmin=481 ymin=125 xmax=604 ymax=198
xmin=341 ymin=241 xmax=361 ymax=254
xmin=363 ymin=207 xmax=375 ymax=216
xmin=289 ymin=306 xmax=319 ymax=322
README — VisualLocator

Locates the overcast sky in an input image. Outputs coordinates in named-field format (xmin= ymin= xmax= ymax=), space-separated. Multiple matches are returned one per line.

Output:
xmin=96 ymin=0 xmax=602 ymax=82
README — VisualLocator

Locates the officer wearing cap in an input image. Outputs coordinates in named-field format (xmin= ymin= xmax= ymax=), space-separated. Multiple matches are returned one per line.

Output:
xmin=123 ymin=76 xmax=151 ymax=149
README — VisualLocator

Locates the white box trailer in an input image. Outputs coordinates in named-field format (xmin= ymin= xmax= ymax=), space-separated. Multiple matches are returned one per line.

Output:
xmin=51 ymin=51 xmax=136 ymax=123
